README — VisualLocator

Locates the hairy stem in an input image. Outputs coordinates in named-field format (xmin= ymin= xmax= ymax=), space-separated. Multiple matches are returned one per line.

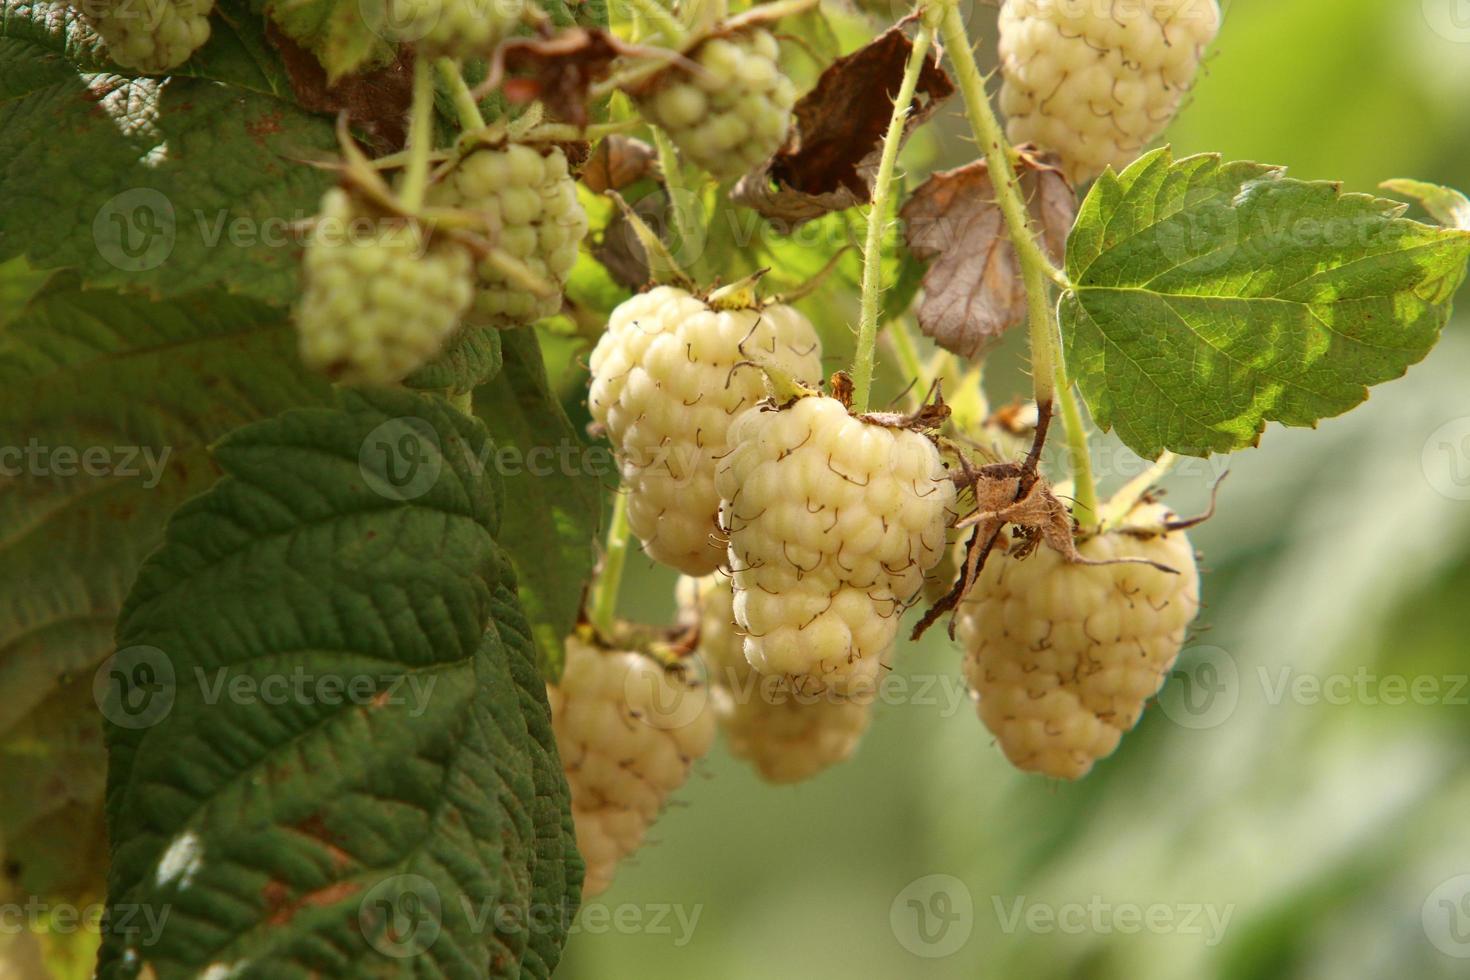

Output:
xmin=589 ymin=492 xmax=631 ymax=639
xmin=651 ymin=125 xmax=708 ymax=283
xmin=933 ymin=0 xmax=1099 ymax=515
xmin=437 ymin=58 xmax=486 ymax=132
xmin=851 ymin=23 xmax=933 ymax=414
xmin=400 ymin=56 xmax=437 ymax=212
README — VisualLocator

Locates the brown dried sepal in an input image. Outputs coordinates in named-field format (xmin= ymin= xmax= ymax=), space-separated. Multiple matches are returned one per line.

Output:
xmin=731 ymin=22 xmax=954 ymax=227
xmin=900 ymin=148 xmax=1076 ymax=358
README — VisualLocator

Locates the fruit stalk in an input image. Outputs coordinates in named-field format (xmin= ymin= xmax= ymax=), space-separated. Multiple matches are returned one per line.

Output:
xmin=438 ymin=57 xmax=487 ymax=131
xmin=588 ymin=491 xmax=631 ymax=638
xmin=851 ymin=22 xmax=933 ymax=414
xmin=400 ymin=56 xmax=438 ymax=213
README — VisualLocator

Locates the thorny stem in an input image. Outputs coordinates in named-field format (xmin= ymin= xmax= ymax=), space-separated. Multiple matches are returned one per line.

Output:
xmin=437 ymin=58 xmax=486 ymax=132
xmin=932 ymin=0 xmax=1099 ymax=519
xmin=651 ymin=125 xmax=708 ymax=283
xmin=851 ymin=22 xmax=933 ymax=414
xmin=400 ymin=57 xmax=437 ymax=212
xmin=589 ymin=492 xmax=632 ymax=639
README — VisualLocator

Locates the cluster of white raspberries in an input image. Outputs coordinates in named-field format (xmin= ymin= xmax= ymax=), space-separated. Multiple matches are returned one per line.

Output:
xmin=680 ymin=576 xmax=871 ymax=783
xmin=295 ymin=188 xmax=475 ymax=385
xmin=427 ymin=144 xmax=588 ymax=326
xmin=546 ymin=635 xmax=715 ymax=896
xmin=957 ymin=503 xmax=1200 ymax=779
xmin=379 ymin=0 xmax=524 ymax=58
xmin=717 ymin=396 xmax=956 ymax=694
xmin=74 ymin=0 xmax=214 ymax=74
xmin=588 ymin=286 xmax=823 ymax=575
xmin=637 ymin=29 xmax=798 ymax=180
xmin=998 ymin=0 xmax=1222 ymax=183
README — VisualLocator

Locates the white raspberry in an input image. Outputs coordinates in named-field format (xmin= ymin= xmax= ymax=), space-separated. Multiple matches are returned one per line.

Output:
xmin=997 ymin=0 xmax=1221 ymax=183
xmin=296 ymin=189 xmax=475 ymax=385
xmin=680 ymin=576 xmax=871 ymax=784
xmin=957 ymin=503 xmax=1200 ymax=780
xmin=637 ymin=29 xmax=797 ymax=180
xmin=428 ymin=144 xmax=588 ymax=326
xmin=588 ymin=287 xmax=822 ymax=576
xmin=78 ymin=0 xmax=214 ymax=74
xmin=716 ymin=396 xmax=956 ymax=694
xmin=546 ymin=636 xmax=715 ymax=896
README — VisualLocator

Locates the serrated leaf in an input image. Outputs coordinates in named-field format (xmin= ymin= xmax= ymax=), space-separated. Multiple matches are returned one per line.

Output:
xmin=475 ymin=330 xmax=603 ymax=679
xmin=1061 ymin=149 xmax=1470 ymax=458
xmin=0 ymin=283 xmax=332 ymax=904
xmin=0 ymin=2 xmax=337 ymax=303
xmin=101 ymin=387 xmax=576 ymax=978
xmin=405 ymin=323 xmax=504 ymax=395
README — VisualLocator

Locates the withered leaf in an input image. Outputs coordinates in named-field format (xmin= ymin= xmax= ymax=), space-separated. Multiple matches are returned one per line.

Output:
xmin=731 ymin=22 xmax=954 ymax=227
xmin=267 ymin=22 xmax=412 ymax=153
xmin=581 ymin=135 xmax=658 ymax=194
xmin=900 ymin=150 xmax=1076 ymax=358
xmin=498 ymin=28 xmax=624 ymax=128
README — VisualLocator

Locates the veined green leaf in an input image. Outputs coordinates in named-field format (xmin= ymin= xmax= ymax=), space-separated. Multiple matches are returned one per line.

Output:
xmin=1061 ymin=149 xmax=1470 ymax=458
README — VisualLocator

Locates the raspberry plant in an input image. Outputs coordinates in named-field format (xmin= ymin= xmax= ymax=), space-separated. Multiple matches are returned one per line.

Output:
xmin=2 ymin=0 xmax=1468 ymax=974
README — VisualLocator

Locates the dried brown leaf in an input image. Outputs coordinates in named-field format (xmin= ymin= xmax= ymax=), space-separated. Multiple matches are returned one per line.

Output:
xmin=498 ymin=28 xmax=624 ymax=127
xmin=900 ymin=149 xmax=1076 ymax=358
xmin=267 ymin=22 xmax=412 ymax=153
xmin=581 ymin=135 xmax=658 ymax=194
xmin=731 ymin=23 xmax=954 ymax=227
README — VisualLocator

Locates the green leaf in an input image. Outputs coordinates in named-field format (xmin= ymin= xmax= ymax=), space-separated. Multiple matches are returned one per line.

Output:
xmin=0 ymin=283 xmax=331 ymax=903
xmin=404 ymin=324 xmax=504 ymax=396
xmin=261 ymin=0 xmax=394 ymax=82
xmin=1380 ymin=178 xmax=1470 ymax=232
xmin=0 ymin=2 xmax=336 ymax=304
xmin=476 ymin=330 xmax=603 ymax=679
xmin=1061 ymin=149 xmax=1470 ymax=458
xmin=101 ymin=387 xmax=577 ymax=978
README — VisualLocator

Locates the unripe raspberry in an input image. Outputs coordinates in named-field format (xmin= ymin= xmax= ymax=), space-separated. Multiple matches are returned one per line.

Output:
xmin=378 ymin=0 xmax=523 ymax=58
xmin=78 ymin=0 xmax=214 ymax=74
xmin=957 ymin=503 xmax=1200 ymax=779
xmin=296 ymin=188 xmax=475 ymax=385
xmin=997 ymin=0 xmax=1221 ymax=183
xmin=547 ymin=635 xmax=715 ymax=896
xmin=588 ymin=287 xmax=822 ymax=576
xmin=428 ymin=144 xmax=588 ymax=326
xmin=636 ymin=29 xmax=797 ymax=180
xmin=716 ymin=396 xmax=956 ymax=694
xmin=680 ymin=576 xmax=871 ymax=783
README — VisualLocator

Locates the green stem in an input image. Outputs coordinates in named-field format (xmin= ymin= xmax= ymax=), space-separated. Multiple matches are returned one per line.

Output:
xmin=589 ymin=492 xmax=631 ymax=639
xmin=436 ymin=57 xmax=486 ymax=132
xmin=651 ymin=125 xmax=707 ymax=283
xmin=851 ymin=23 xmax=933 ymax=414
xmin=400 ymin=56 xmax=437 ymax=212
xmin=933 ymin=0 xmax=1099 ymax=516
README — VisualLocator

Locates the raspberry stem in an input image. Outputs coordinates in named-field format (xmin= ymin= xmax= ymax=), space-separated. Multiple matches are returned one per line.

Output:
xmin=851 ymin=22 xmax=934 ymax=415
xmin=932 ymin=0 xmax=1099 ymax=523
xmin=400 ymin=56 xmax=437 ymax=213
xmin=589 ymin=491 xmax=632 ymax=639
xmin=437 ymin=57 xmax=486 ymax=131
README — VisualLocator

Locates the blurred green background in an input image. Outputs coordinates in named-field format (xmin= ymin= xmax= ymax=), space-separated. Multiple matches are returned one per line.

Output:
xmin=558 ymin=1 xmax=1470 ymax=977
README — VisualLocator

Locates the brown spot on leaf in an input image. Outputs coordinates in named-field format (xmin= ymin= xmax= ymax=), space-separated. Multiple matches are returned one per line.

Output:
xmin=732 ymin=23 xmax=954 ymax=227
xmin=900 ymin=148 xmax=1076 ymax=358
